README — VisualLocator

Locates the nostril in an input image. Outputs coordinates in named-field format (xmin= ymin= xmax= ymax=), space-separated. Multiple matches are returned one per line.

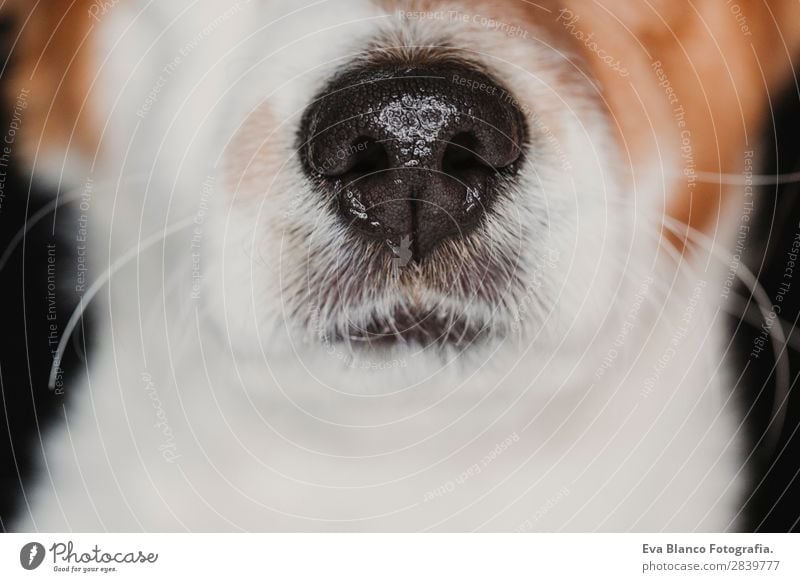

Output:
xmin=442 ymin=132 xmax=491 ymax=179
xmin=314 ymin=137 xmax=390 ymax=178
xmin=340 ymin=137 xmax=390 ymax=177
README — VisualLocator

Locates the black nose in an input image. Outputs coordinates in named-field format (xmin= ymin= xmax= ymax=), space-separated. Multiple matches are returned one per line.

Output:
xmin=299 ymin=62 xmax=527 ymax=260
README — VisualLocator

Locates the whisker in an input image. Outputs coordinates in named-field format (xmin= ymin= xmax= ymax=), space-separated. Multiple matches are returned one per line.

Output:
xmin=47 ymin=216 xmax=196 ymax=389
xmin=660 ymin=214 xmax=791 ymax=456
xmin=693 ymin=170 xmax=800 ymax=187
xmin=0 ymin=191 xmax=83 ymax=274
xmin=725 ymin=292 xmax=800 ymax=354
xmin=0 ymin=174 xmax=152 ymax=275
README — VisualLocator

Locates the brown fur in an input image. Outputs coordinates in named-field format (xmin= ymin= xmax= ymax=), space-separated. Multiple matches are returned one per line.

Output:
xmin=3 ymin=0 xmax=100 ymax=164
xmin=560 ymin=0 xmax=800 ymax=245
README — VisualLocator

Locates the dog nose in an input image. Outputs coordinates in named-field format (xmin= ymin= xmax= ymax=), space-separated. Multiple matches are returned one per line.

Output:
xmin=299 ymin=63 xmax=527 ymax=260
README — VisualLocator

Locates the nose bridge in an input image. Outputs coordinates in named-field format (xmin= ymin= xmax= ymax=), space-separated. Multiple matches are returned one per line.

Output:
xmin=372 ymin=84 xmax=461 ymax=169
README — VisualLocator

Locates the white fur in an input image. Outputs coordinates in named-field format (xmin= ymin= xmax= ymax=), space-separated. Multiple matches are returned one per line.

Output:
xmin=16 ymin=0 xmax=744 ymax=531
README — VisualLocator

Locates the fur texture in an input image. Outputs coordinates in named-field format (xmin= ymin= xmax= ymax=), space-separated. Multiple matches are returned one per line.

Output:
xmin=12 ymin=0 xmax=792 ymax=531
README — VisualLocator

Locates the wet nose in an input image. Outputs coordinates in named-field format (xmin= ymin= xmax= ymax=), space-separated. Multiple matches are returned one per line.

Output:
xmin=299 ymin=63 xmax=527 ymax=260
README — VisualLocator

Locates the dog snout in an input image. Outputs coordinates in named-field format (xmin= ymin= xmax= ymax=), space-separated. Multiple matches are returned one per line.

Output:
xmin=299 ymin=62 xmax=527 ymax=260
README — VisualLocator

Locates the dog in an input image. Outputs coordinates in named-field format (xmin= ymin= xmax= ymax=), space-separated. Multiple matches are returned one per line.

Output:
xmin=6 ymin=0 xmax=800 ymax=531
